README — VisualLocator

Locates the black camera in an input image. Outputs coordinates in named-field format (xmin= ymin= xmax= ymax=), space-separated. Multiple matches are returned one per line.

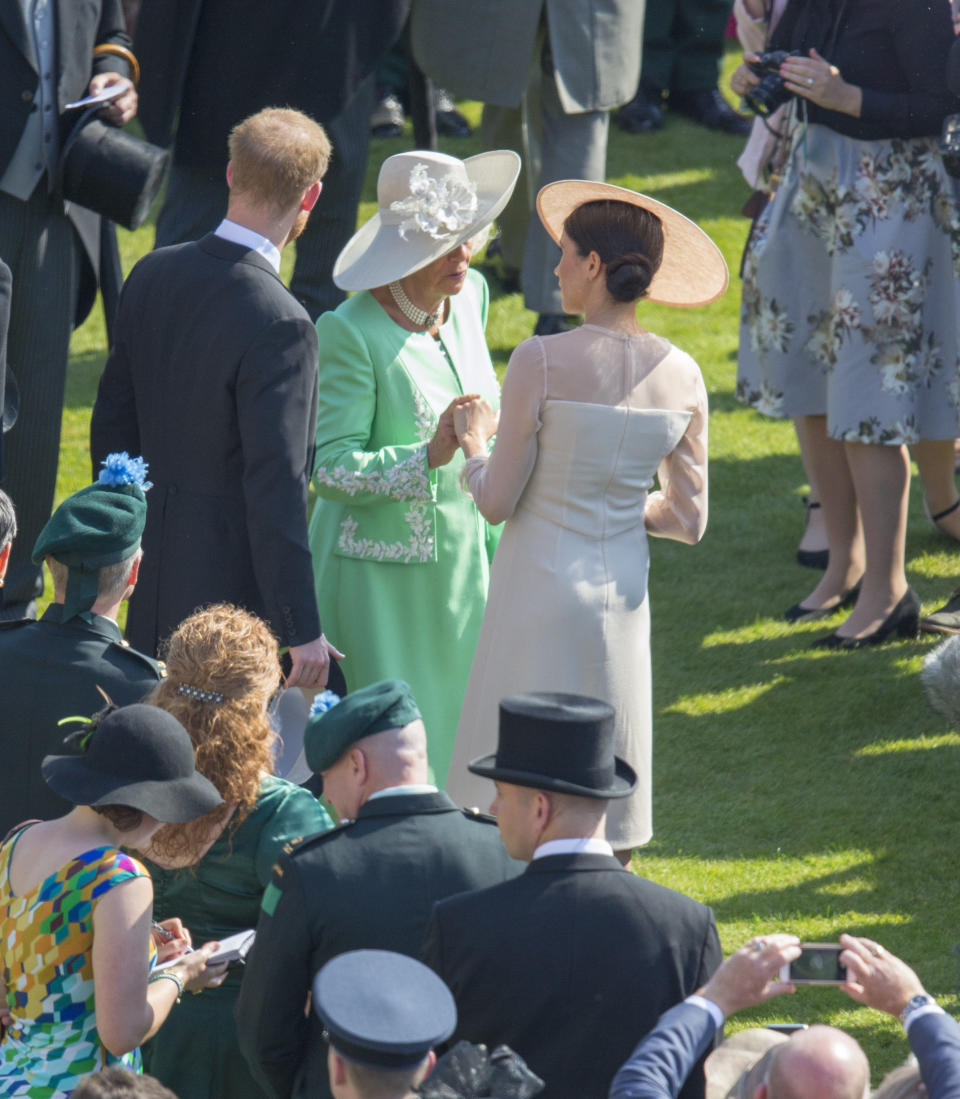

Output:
xmin=744 ymin=49 xmax=801 ymax=117
xmin=940 ymin=114 xmax=960 ymax=178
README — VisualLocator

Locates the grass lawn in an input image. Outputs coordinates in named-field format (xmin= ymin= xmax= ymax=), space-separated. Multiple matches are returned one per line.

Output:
xmin=57 ymin=53 xmax=960 ymax=1080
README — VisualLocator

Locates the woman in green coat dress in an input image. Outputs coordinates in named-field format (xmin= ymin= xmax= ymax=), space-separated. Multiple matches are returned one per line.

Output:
xmin=140 ymin=604 xmax=333 ymax=1099
xmin=310 ymin=149 xmax=520 ymax=786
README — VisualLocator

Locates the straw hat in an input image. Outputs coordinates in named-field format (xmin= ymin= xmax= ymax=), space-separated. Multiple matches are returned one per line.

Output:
xmin=536 ymin=180 xmax=729 ymax=308
xmin=334 ymin=149 xmax=521 ymax=291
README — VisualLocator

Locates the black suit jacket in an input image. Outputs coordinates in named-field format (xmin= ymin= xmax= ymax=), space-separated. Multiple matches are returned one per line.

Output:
xmin=0 ymin=0 xmax=133 ymax=325
xmin=235 ymin=791 xmax=523 ymax=1099
xmin=0 ymin=605 xmax=162 ymax=834
xmin=134 ymin=0 xmax=408 ymax=180
xmin=422 ymin=852 xmax=722 ymax=1099
xmin=90 ymin=234 xmax=321 ymax=655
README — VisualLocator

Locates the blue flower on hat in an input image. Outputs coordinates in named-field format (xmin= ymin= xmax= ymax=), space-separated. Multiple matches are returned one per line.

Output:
xmin=310 ymin=690 xmax=341 ymax=717
xmin=98 ymin=452 xmax=152 ymax=490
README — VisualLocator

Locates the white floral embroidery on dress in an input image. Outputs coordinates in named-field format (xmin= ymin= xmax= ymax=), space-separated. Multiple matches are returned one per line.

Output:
xmin=390 ymin=163 xmax=478 ymax=241
xmin=336 ymin=502 xmax=434 ymax=563
xmin=315 ymin=446 xmax=431 ymax=502
xmin=412 ymin=388 xmax=438 ymax=443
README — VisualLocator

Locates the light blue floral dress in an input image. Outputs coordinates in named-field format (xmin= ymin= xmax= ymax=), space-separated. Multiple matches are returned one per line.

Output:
xmin=737 ymin=119 xmax=960 ymax=444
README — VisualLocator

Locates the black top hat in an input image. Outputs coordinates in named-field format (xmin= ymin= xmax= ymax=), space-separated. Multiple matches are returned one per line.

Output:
xmin=42 ymin=704 xmax=223 ymax=823
xmin=468 ymin=692 xmax=636 ymax=799
xmin=313 ymin=949 xmax=456 ymax=1069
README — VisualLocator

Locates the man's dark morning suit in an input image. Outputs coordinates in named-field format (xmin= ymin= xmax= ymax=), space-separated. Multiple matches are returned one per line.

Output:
xmin=236 ymin=790 xmax=521 ymax=1099
xmin=423 ymin=853 xmax=722 ymax=1099
xmin=90 ymin=234 xmax=321 ymax=657
xmin=608 ymin=1000 xmax=960 ymax=1099
xmin=0 ymin=0 xmax=132 ymax=614
xmin=0 ymin=604 xmax=162 ymax=833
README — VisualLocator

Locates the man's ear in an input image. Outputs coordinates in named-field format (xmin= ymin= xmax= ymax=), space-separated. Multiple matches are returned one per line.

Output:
xmin=126 ymin=552 xmax=142 ymax=590
xmin=226 ymin=162 xmax=234 ymax=188
xmin=301 ymin=179 xmax=322 ymax=211
xmin=0 ymin=540 xmax=10 ymax=585
xmin=330 ymin=1050 xmax=348 ymax=1086
xmin=416 ymin=1050 xmax=437 ymax=1085
xmin=754 ymin=1083 xmax=768 ymax=1099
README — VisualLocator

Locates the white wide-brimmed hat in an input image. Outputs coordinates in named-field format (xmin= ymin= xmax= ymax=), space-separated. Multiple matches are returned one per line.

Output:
xmin=333 ymin=149 xmax=521 ymax=291
xmin=536 ymin=180 xmax=729 ymax=308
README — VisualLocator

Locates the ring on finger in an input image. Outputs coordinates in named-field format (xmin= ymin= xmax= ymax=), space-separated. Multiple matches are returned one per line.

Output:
xmin=806 ymin=77 xmax=814 ymax=86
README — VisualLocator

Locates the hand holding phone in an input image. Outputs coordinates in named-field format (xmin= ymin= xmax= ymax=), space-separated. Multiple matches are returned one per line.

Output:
xmin=779 ymin=943 xmax=846 ymax=984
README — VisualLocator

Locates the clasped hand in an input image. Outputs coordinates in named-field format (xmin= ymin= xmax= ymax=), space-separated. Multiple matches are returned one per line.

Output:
xmin=427 ymin=395 xmax=499 ymax=468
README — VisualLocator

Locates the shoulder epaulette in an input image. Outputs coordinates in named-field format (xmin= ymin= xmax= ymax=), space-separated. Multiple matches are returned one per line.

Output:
xmin=459 ymin=806 xmax=498 ymax=825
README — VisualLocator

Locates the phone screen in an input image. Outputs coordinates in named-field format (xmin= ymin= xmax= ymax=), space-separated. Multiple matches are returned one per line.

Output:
xmin=790 ymin=944 xmax=846 ymax=983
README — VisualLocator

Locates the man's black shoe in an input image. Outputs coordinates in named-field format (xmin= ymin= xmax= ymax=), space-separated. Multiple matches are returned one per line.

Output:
xmin=670 ymin=88 xmax=751 ymax=136
xmin=434 ymin=89 xmax=472 ymax=138
xmin=615 ymin=87 xmax=664 ymax=134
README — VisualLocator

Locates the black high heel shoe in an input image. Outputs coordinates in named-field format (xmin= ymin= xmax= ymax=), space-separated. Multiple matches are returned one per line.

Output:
xmin=811 ymin=587 xmax=921 ymax=649
xmin=784 ymin=579 xmax=862 ymax=624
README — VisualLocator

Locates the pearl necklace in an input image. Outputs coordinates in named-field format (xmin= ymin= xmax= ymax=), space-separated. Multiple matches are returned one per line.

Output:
xmin=388 ymin=280 xmax=444 ymax=329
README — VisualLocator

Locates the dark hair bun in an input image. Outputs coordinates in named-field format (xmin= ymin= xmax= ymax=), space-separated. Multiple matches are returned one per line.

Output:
xmin=606 ymin=252 xmax=655 ymax=303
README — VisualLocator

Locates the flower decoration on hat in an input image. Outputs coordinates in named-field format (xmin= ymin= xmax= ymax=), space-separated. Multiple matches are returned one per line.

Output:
xmin=57 ymin=703 xmax=118 ymax=753
xmin=98 ymin=451 xmax=152 ymax=490
xmin=391 ymin=163 xmax=479 ymax=241
xmin=310 ymin=689 xmax=341 ymax=717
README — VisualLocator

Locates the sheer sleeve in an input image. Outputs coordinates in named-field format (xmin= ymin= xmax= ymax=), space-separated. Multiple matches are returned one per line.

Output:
xmin=645 ymin=362 xmax=708 ymax=545
xmin=461 ymin=337 xmax=545 ymax=524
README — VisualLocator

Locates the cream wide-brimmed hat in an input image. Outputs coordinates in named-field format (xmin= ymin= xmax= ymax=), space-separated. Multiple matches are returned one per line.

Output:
xmin=333 ymin=149 xmax=521 ymax=291
xmin=536 ymin=180 xmax=729 ymax=308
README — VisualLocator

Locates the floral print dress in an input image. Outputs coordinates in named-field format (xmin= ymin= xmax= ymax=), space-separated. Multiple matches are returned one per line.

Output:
xmin=737 ymin=118 xmax=960 ymax=444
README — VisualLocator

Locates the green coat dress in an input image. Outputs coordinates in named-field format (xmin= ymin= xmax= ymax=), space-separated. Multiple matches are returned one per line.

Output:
xmin=309 ymin=269 xmax=500 ymax=786
xmin=142 ymin=776 xmax=332 ymax=1099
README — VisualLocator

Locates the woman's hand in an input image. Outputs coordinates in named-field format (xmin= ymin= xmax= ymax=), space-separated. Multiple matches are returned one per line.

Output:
xmin=151 ymin=917 xmax=192 ymax=965
xmin=779 ymin=48 xmax=862 ymax=117
xmin=428 ymin=395 xmax=481 ymax=468
xmin=454 ymin=397 xmax=499 ymax=458
xmin=167 ymin=941 xmax=230 ymax=994
xmin=730 ymin=56 xmax=761 ymax=99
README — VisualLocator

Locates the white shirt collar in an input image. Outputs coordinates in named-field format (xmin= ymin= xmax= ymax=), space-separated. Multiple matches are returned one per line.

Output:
xmin=366 ymin=784 xmax=438 ymax=802
xmin=214 ymin=218 xmax=282 ymax=274
xmin=533 ymin=837 xmax=614 ymax=860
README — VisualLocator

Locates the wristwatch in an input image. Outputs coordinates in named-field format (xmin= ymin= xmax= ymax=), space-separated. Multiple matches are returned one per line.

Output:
xmin=900 ymin=993 xmax=937 ymax=1026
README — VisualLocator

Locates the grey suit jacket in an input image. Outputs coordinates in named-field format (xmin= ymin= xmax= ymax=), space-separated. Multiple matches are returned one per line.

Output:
xmin=410 ymin=0 xmax=644 ymax=113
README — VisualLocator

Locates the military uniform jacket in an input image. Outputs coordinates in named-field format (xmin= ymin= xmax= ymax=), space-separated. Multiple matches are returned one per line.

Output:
xmin=0 ymin=605 xmax=162 ymax=833
xmin=422 ymin=852 xmax=723 ymax=1099
xmin=235 ymin=790 xmax=521 ymax=1099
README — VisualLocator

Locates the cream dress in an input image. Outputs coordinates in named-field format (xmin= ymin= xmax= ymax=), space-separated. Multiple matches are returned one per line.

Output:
xmin=445 ymin=324 xmax=708 ymax=848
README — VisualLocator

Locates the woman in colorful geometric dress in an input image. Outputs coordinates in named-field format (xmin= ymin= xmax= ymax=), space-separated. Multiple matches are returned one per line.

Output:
xmin=734 ymin=0 xmax=960 ymax=646
xmin=0 ymin=704 xmax=226 ymax=1097
xmin=309 ymin=149 xmax=520 ymax=785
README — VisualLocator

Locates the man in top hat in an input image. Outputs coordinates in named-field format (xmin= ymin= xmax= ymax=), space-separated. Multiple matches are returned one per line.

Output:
xmin=90 ymin=106 xmax=341 ymax=688
xmin=236 ymin=679 xmax=521 ymax=1099
xmin=313 ymin=949 xmax=456 ymax=1099
xmin=0 ymin=453 xmax=163 ymax=833
xmin=607 ymin=931 xmax=960 ymax=1099
xmin=422 ymin=692 xmax=722 ymax=1099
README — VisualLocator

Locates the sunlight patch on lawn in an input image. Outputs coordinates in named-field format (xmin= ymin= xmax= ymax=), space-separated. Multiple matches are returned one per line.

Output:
xmin=855 ymin=733 xmax=960 ymax=756
xmin=666 ymin=678 xmax=785 ymax=715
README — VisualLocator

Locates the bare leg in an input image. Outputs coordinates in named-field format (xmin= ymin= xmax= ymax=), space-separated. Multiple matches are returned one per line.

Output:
xmin=834 ymin=440 xmax=910 ymax=639
xmin=795 ymin=418 xmax=829 ymax=558
xmin=910 ymin=439 xmax=960 ymax=539
xmin=793 ymin=415 xmax=863 ymax=610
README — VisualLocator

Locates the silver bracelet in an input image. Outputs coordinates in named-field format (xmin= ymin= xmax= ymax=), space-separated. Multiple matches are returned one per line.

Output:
xmin=148 ymin=969 xmax=183 ymax=1003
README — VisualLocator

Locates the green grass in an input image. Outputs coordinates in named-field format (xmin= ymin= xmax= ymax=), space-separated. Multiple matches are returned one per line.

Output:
xmin=57 ymin=53 xmax=960 ymax=1080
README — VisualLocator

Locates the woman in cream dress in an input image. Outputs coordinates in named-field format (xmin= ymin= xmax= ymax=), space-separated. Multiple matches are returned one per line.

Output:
xmin=446 ymin=183 xmax=727 ymax=854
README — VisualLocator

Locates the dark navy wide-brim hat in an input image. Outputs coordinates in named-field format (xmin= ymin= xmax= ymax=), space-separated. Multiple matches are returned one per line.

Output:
xmin=42 ymin=703 xmax=224 ymax=823
xmin=314 ymin=949 xmax=456 ymax=1069
xmin=468 ymin=692 xmax=637 ymax=799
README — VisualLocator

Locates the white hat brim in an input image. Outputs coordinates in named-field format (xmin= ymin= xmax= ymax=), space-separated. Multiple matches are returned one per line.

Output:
xmin=334 ymin=149 xmax=521 ymax=291
xmin=536 ymin=180 xmax=729 ymax=308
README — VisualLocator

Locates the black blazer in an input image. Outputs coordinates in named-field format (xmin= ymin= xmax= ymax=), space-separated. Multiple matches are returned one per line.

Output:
xmin=134 ymin=0 xmax=409 ymax=179
xmin=423 ymin=852 xmax=723 ymax=1099
xmin=90 ymin=234 xmax=321 ymax=655
xmin=235 ymin=791 xmax=522 ymax=1099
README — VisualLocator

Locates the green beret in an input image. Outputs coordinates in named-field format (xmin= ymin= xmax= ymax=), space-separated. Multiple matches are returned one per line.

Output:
xmin=32 ymin=453 xmax=149 ymax=622
xmin=305 ymin=679 xmax=421 ymax=773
